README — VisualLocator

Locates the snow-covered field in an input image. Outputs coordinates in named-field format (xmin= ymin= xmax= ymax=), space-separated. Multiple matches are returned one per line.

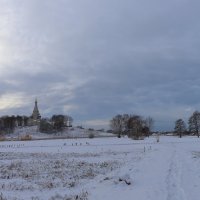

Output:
xmin=0 ymin=136 xmax=200 ymax=200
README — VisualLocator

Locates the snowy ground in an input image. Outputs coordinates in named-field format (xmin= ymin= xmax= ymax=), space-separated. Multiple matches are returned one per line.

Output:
xmin=0 ymin=136 xmax=200 ymax=200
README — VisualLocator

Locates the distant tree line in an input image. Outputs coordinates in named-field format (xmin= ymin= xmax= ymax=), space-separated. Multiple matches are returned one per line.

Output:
xmin=110 ymin=114 xmax=154 ymax=139
xmin=174 ymin=110 xmax=200 ymax=138
xmin=111 ymin=110 xmax=200 ymax=139
xmin=0 ymin=115 xmax=29 ymax=134
xmin=0 ymin=114 xmax=73 ymax=135
xmin=39 ymin=115 xmax=73 ymax=133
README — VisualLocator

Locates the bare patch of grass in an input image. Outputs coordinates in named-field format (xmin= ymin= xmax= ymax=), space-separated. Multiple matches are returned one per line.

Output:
xmin=20 ymin=134 xmax=32 ymax=141
xmin=0 ymin=136 xmax=6 ymax=141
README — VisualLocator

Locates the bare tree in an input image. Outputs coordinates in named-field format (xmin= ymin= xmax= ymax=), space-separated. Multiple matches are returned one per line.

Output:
xmin=122 ymin=114 xmax=130 ymax=135
xmin=145 ymin=117 xmax=154 ymax=137
xmin=127 ymin=115 xmax=144 ymax=139
xmin=110 ymin=114 xmax=153 ymax=139
xmin=174 ymin=118 xmax=186 ymax=138
xmin=51 ymin=115 xmax=65 ymax=132
xmin=64 ymin=115 xmax=73 ymax=127
xmin=110 ymin=114 xmax=123 ymax=137
xmin=188 ymin=111 xmax=200 ymax=138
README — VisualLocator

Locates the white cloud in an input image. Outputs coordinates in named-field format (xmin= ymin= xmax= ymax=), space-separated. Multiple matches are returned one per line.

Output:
xmin=63 ymin=105 xmax=79 ymax=113
xmin=0 ymin=92 xmax=28 ymax=111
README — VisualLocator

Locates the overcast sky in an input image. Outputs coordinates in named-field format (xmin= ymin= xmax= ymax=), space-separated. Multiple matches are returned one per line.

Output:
xmin=0 ymin=0 xmax=200 ymax=130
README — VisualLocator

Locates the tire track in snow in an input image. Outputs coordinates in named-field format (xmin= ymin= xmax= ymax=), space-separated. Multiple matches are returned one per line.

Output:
xmin=166 ymin=147 xmax=187 ymax=200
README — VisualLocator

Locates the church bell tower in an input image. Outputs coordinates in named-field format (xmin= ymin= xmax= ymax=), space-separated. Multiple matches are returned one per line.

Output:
xmin=32 ymin=98 xmax=41 ymax=120
xmin=28 ymin=98 xmax=41 ymax=126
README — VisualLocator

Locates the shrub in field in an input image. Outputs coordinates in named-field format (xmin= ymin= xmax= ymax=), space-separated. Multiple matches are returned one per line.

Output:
xmin=0 ymin=136 xmax=5 ymax=142
xmin=20 ymin=134 xmax=32 ymax=141
xmin=88 ymin=132 xmax=94 ymax=139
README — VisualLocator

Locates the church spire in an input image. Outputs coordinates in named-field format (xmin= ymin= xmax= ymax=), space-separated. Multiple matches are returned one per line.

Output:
xmin=34 ymin=98 xmax=37 ymax=106
xmin=32 ymin=98 xmax=41 ymax=120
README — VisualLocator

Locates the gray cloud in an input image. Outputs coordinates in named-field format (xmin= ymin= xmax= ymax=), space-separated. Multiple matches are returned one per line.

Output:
xmin=0 ymin=0 xmax=200 ymax=130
